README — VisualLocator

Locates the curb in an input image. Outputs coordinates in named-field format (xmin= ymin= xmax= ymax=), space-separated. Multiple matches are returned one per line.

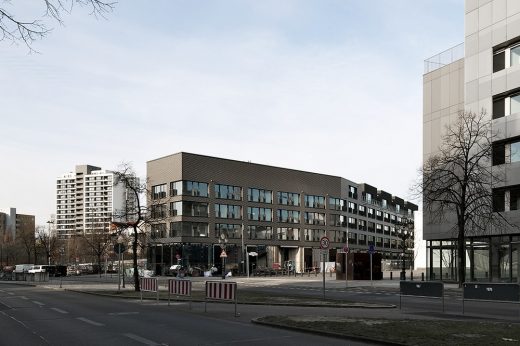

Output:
xmin=251 ymin=317 xmax=405 ymax=346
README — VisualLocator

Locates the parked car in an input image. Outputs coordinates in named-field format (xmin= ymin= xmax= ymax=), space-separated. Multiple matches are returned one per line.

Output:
xmin=28 ymin=265 xmax=46 ymax=274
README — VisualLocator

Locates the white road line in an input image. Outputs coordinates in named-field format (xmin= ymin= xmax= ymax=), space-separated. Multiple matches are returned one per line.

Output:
xmin=20 ymin=296 xmax=28 ymax=300
xmin=50 ymin=308 xmax=68 ymax=314
xmin=7 ymin=292 xmax=14 ymax=295
xmin=108 ymin=312 xmax=139 ymax=316
xmin=123 ymin=333 xmax=159 ymax=345
xmin=32 ymin=301 xmax=45 ymax=306
xmin=76 ymin=317 xmax=104 ymax=327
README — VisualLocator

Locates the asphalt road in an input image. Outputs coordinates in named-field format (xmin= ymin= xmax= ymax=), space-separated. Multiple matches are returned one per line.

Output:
xmin=0 ymin=283 xmax=371 ymax=346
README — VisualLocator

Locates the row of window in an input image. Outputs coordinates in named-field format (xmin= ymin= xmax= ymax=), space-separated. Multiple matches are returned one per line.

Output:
xmin=150 ymin=222 xmax=405 ymax=246
xmin=492 ymin=140 xmax=520 ymax=165
xmin=493 ymin=41 xmax=520 ymax=119
xmin=492 ymin=186 xmax=520 ymax=212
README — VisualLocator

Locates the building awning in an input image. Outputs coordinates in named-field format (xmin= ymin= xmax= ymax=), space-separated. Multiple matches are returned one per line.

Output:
xmin=279 ymin=245 xmax=298 ymax=248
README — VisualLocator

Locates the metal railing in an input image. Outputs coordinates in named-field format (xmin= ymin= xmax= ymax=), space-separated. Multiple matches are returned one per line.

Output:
xmin=424 ymin=42 xmax=464 ymax=74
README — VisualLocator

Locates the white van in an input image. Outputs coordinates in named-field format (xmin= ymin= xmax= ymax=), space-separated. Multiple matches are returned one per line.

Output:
xmin=14 ymin=264 xmax=34 ymax=273
xmin=28 ymin=265 xmax=46 ymax=273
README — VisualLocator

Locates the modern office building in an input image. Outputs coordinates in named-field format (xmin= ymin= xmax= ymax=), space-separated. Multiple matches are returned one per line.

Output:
xmin=147 ymin=152 xmax=417 ymax=275
xmin=56 ymin=165 xmax=132 ymax=238
xmin=0 ymin=208 xmax=35 ymax=243
xmin=423 ymin=0 xmax=520 ymax=282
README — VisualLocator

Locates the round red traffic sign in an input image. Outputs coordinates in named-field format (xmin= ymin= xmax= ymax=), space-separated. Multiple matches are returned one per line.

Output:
xmin=342 ymin=245 xmax=350 ymax=253
xmin=320 ymin=236 xmax=330 ymax=250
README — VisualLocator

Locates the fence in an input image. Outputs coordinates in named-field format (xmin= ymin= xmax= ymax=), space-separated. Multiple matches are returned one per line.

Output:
xmin=205 ymin=281 xmax=238 ymax=317
xmin=462 ymin=282 xmax=520 ymax=317
xmin=399 ymin=281 xmax=444 ymax=311
xmin=168 ymin=279 xmax=192 ymax=308
xmin=139 ymin=277 xmax=159 ymax=303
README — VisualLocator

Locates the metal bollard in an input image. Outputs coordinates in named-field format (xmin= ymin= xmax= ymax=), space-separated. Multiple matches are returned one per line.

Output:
xmin=390 ymin=272 xmax=393 ymax=280
xmin=421 ymin=272 xmax=424 ymax=281
xmin=411 ymin=271 xmax=414 ymax=281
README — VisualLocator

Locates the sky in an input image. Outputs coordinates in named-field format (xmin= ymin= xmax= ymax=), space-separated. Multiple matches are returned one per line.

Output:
xmin=0 ymin=0 xmax=464 ymax=249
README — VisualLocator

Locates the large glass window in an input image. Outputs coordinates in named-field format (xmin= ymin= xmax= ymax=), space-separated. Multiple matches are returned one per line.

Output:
xmin=511 ymin=45 xmax=520 ymax=67
xmin=304 ymin=212 xmax=325 ymax=225
xmin=304 ymin=229 xmax=325 ymax=242
xmin=276 ymin=227 xmax=300 ymax=240
xmin=511 ymin=186 xmax=520 ymax=211
xmin=248 ymin=225 xmax=273 ymax=240
xmin=248 ymin=188 xmax=272 ymax=203
xmin=277 ymin=209 xmax=300 ymax=223
xmin=215 ymin=184 xmax=242 ymax=200
xmin=348 ymin=202 xmax=357 ymax=213
xmin=215 ymin=204 xmax=242 ymax=219
xmin=151 ymin=204 xmax=166 ymax=218
xmin=152 ymin=184 xmax=166 ymax=200
xmin=329 ymin=214 xmax=344 ymax=227
xmin=151 ymin=223 xmax=167 ymax=238
xmin=511 ymin=94 xmax=520 ymax=115
xmin=169 ymin=222 xmax=208 ymax=237
xmin=329 ymin=197 xmax=345 ymax=211
xmin=349 ymin=186 xmax=357 ymax=199
xmin=215 ymin=223 xmax=241 ymax=239
xmin=277 ymin=192 xmax=300 ymax=206
xmin=247 ymin=207 xmax=273 ymax=221
xmin=511 ymin=141 xmax=520 ymax=163
xmin=170 ymin=201 xmax=208 ymax=217
xmin=304 ymin=195 xmax=325 ymax=209
xmin=170 ymin=181 xmax=208 ymax=197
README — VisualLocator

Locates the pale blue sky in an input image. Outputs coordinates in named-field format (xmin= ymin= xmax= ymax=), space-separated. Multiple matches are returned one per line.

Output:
xmin=0 ymin=1 xmax=464 ymax=230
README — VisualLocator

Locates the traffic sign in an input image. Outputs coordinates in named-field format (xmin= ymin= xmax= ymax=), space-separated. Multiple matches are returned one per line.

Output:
xmin=342 ymin=245 xmax=350 ymax=253
xmin=176 ymin=254 xmax=181 ymax=260
xmin=319 ymin=236 xmax=330 ymax=250
xmin=220 ymin=250 xmax=228 ymax=258
xmin=368 ymin=244 xmax=375 ymax=254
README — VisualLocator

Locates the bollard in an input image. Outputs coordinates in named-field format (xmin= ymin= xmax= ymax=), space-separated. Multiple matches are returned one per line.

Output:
xmin=411 ymin=271 xmax=414 ymax=281
xmin=421 ymin=272 xmax=424 ymax=281
xmin=308 ymin=269 xmax=310 ymax=277
xmin=390 ymin=272 xmax=393 ymax=280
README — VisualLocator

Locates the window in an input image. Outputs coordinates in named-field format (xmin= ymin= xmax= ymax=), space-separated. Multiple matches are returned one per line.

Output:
xmin=169 ymin=222 xmax=208 ymax=237
xmin=358 ymin=219 xmax=366 ymax=230
xmin=276 ymin=227 xmax=300 ymax=240
xmin=382 ymin=199 xmax=387 ymax=208
xmin=277 ymin=192 xmax=300 ymax=206
xmin=331 ymin=230 xmax=346 ymax=243
xmin=248 ymin=225 xmax=273 ymax=239
xmin=304 ymin=195 xmax=325 ymax=208
xmin=510 ymin=186 xmax=520 ymax=210
xmin=348 ymin=217 xmax=356 ymax=227
xmin=349 ymin=186 xmax=358 ymax=199
xmin=215 ymin=223 xmax=241 ymax=239
xmin=170 ymin=181 xmax=208 ymax=197
xmin=493 ymin=50 xmax=506 ymax=72
xmin=215 ymin=184 xmax=242 ymax=200
xmin=215 ymin=204 xmax=242 ymax=219
xmin=367 ymin=208 xmax=374 ymax=218
xmin=170 ymin=201 xmax=208 ymax=217
xmin=512 ymin=141 xmax=520 ymax=163
xmin=247 ymin=207 xmax=273 ymax=221
xmin=329 ymin=214 xmax=345 ymax=227
xmin=248 ymin=188 xmax=272 ymax=203
xmin=329 ymin=197 xmax=345 ymax=211
xmin=151 ymin=223 xmax=167 ymax=239
xmin=152 ymin=184 xmax=166 ymax=200
xmin=304 ymin=229 xmax=325 ymax=242
xmin=493 ymin=43 xmax=520 ymax=73
xmin=364 ymin=192 xmax=372 ymax=203
xmin=348 ymin=202 xmax=357 ymax=213
xmin=277 ymin=209 xmax=300 ymax=223
xmin=151 ymin=204 xmax=166 ymax=218
xmin=304 ymin=212 xmax=326 ymax=225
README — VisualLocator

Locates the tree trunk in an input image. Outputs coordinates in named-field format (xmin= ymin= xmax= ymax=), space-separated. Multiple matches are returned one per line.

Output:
xmin=457 ymin=223 xmax=465 ymax=287
xmin=133 ymin=225 xmax=140 ymax=292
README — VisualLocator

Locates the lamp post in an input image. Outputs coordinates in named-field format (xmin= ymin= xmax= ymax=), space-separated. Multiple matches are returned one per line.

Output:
xmin=396 ymin=218 xmax=414 ymax=280
xmin=46 ymin=220 xmax=54 ymax=265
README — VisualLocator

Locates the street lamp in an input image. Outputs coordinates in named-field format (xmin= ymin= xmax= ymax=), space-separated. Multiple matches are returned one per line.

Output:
xmin=46 ymin=220 xmax=54 ymax=265
xmin=396 ymin=218 xmax=414 ymax=280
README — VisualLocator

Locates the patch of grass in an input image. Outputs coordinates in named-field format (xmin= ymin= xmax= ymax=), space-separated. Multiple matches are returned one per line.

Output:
xmin=256 ymin=316 xmax=520 ymax=345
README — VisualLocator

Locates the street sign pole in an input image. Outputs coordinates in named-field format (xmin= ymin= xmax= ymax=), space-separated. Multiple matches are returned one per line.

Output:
xmin=323 ymin=251 xmax=326 ymax=300
xmin=370 ymin=252 xmax=373 ymax=287
xmin=319 ymin=236 xmax=330 ymax=300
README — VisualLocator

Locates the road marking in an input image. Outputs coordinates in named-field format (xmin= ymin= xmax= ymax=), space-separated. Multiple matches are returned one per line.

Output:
xmin=50 ymin=308 xmax=68 ymax=314
xmin=32 ymin=301 xmax=45 ymax=306
xmin=20 ymin=296 xmax=28 ymax=300
xmin=123 ymin=333 xmax=159 ymax=345
xmin=77 ymin=317 xmax=104 ymax=326
xmin=7 ymin=292 xmax=14 ymax=295
xmin=108 ymin=312 xmax=139 ymax=316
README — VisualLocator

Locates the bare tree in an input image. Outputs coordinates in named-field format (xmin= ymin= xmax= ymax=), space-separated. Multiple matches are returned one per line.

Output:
xmin=420 ymin=110 xmax=514 ymax=286
xmin=81 ymin=230 xmax=113 ymax=277
xmin=112 ymin=163 xmax=147 ymax=291
xmin=36 ymin=225 xmax=59 ymax=265
xmin=0 ymin=0 xmax=115 ymax=51
xmin=15 ymin=226 xmax=35 ymax=263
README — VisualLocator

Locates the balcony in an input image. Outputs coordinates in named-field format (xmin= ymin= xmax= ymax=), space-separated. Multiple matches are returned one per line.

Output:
xmin=424 ymin=42 xmax=464 ymax=73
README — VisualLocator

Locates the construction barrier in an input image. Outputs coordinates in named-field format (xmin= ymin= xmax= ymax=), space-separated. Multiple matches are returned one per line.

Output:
xmin=205 ymin=281 xmax=238 ymax=317
xmin=168 ymin=279 xmax=192 ymax=308
xmin=463 ymin=282 xmax=520 ymax=317
xmin=139 ymin=277 xmax=159 ymax=303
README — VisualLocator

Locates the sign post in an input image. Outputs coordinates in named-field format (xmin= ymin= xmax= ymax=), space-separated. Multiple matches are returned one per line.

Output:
xmin=114 ymin=243 xmax=126 ymax=292
xmin=343 ymin=244 xmax=350 ymax=288
xmin=368 ymin=244 xmax=375 ymax=286
xmin=320 ymin=236 xmax=330 ymax=300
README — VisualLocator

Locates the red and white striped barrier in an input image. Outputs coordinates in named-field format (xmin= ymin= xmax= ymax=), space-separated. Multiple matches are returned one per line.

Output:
xmin=205 ymin=281 xmax=238 ymax=317
xmin=168 ymin=279 xmax=192 ymax=308
xmin=139 ymin=277 xmax=159 ymax=303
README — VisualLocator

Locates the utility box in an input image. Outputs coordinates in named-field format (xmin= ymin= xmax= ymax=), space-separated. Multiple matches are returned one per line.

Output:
xmin=336 ymin=253 xmax=382 ymax=280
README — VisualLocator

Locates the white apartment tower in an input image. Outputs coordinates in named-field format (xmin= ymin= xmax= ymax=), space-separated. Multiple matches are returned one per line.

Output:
xmin=423 ymin=0 xmax=520 ymax=282
xmin=56 ymin=165 xmax=131 ymax=238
